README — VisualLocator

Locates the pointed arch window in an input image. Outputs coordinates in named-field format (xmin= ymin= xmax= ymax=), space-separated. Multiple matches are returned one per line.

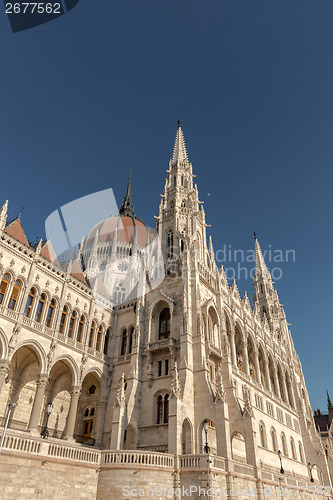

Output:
xmin=8 ymin=279 xmax=22 ymax=311
xmin=0 ymin=273 xmax=10 ymax=305
xmin=128 ymin=326 xmax=134 ymax=354
xmin=88 ymin=321 xmax=96 ymax=348
xmin=24 ymin=287 xmax=36 ymax=318
xmin=68 ymin=310 xmax=77 ymax=338
xmin=77 ymin=315 xmax=85 ymax=343
xmin=59 ymin=305 xmax=68 ymax=334
xmin=164 ymin=394 xmax=169 ymax=423
xmin=298 ymin=442 xmax=305 ymax=463
xmin=121 ymin=329 xmax=127 ymax=356
xmin=271 ymin=428 xmax=277 ymax=452
xmin=35 ymin=293 xmax=46 ymax=323
xmin=104 ymin=327 xmax=111 ymax=355
xmin=167 ymin=231 xmax=173 ymax=259
xmin=156 ymin=393 xmax=169 ymax=424
xmin=157 ymin=395 xmax=163 ymax=424
xmin=290 ymin=437 xmax=296 ymax=460
xmin=281 ymin=433 xmax=288 ymax=456
xmin=96 ymin=325 xmax=103 ymax=351
xmin=159 ymin=308 xmax=170 ymax=340
xmin=259 ymin=422 xmax=266 ymax=448
xmin=45 ymin=298 xmax=56 ymax=328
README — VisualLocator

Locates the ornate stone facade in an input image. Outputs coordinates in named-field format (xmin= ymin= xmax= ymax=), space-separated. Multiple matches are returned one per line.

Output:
xmin=0 ymin=123 xmax=331 ymax=498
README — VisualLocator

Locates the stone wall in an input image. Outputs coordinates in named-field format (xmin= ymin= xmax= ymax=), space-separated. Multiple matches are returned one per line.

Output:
xmin=0 ymin=452 xmax=99 ymax=499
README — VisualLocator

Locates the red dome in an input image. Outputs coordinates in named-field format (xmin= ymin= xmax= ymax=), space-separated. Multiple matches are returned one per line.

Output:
xmin=85 ymin=215 xmax=152 ymax=248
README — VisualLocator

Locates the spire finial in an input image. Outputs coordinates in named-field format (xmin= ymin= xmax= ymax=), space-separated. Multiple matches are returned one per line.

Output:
xmin=178 ymin=119 xmax=181 ymax=128
xmin=119 ymin=172 xmax=135 ymax=217
xmin=254 ymin=231 xmax=257 ymax=240
xmin=171 ymin=122 xmax=188 ymax=165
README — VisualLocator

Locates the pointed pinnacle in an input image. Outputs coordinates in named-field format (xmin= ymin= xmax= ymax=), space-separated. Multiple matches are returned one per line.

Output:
xmin=327 ymin=390 xmax=333 ymax=410
xmin=171 ymin=123 xmax=188 ymax=165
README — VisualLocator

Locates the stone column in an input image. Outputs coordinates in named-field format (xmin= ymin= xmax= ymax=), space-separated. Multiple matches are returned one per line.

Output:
xmin=28 ymin=374 xmax=49 ymax=433
xmin=94 ymin=398 xmax=108 ymax=447
xmin=281 ymin=373 xmax=289 ymax=405
xmin=242 ymin=339 xmax=250 ymax=376
xmin=64 ymin=386 xmax=81 ymax=440
xmin=273 ymin=366 xmax=281 ymax=398
xmin=0 ymin=361 xmax=10 ymax=394
xmin=264 ymin=356 xmax=271 ymax=392
xmin=288 ymin=374 xmax=296 ymax=408
xmin=254 ymin=349 xmax=262 ymax=385
xmin=229 ymin=330 xmax=237 ymax=366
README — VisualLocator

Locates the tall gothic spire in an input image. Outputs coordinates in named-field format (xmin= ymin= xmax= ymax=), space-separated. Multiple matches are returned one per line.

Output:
xmin=254 ymin=232 xmax=270 ymax=281
xmin=119 ymin=172 xmax=134 ymax=217
xmin=253 ymin=233 xmax=282 ymax=330
xmin=171 ymin=120 xmax=189 ymax=166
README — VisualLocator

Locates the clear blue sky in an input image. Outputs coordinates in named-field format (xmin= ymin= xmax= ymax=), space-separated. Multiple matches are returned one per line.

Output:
xmin=0 ymin=0 xmax=332 ymax=411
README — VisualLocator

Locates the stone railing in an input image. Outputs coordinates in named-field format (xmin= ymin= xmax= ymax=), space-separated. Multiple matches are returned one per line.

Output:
xmin=0 ymin=429 xmax=99 ymax=465
xmin=0 ymin=304 xmax=20 ymax=322
xmin=179 ymin=454 xmax=225 ymax=471
xmin=0 ymin=306 xmax=105 ymax=363
xmin=148 ymin=337 xmax=177 ymax=352
xmin=102 ymin=450 xmax=174 ymax=468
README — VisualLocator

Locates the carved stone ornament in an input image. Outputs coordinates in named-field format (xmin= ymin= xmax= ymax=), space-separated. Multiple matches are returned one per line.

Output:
xmin=215 ymin=364 xmax=226 ymax=404
xmin=46 ymin=339 xmax=57 ymax=371
xmin=114 ymin=373 xmax=126 ymax=408
xmin=242 ymin=388 xmax=253 ymax=418
xmin=170 ymin=361 xmax=182 ymax=399
xmin=79 ymin=352 xmax=88 ymax=382
xmin=10 ymin=259 xmax=15 ymax=267
xmin=8 ymin=325 xmax=21 ymax=356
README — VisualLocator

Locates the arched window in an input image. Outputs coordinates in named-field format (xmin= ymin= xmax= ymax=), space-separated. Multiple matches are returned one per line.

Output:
xmin=8 ymin=279 xmax=22 ymax=310
xmin=24 ymin=287 xmax=36 ymax=318
xmin=77 ymin=315 xmax=85 ymax=343
xmin=113 ymin=283 xmax=126 ymax=304
xmin=96 ymin=325 xmax=103 ymax=351
xmin=59 ymin=305 xmax=68 ymax=334
xmin=88 ymin=321 xmax=96 ymax=348
xmin=0 ymin=273 xmax=10 ymax=305
xmin=298 ymin=442 xmax=305 ymax=463
xmin=164 ymin=394 xmax=169 ymax=423
xmin=167 ymin=231 xmax=173 ymax=259
xmin=157 ymin=395 xmax=163 ymax=424
xmin=259 ymin=422 xmax=266 ymax=448
xmin=45 ymin=298 xmax=56 ymax=328
xmin=128 ymin=326 xmax=134 ymax=354
xmin=281 ymin=433 xmax=288 ymax=456
xmin=104 ymin=327 xmax=111 ymax=355
xmin=271 ymin=428 xmax=277 ymax=452
xmin=156 ymin=393 xmax=169 ymax=424
xmin=35 ymin=293 xmax=46 ymax=323
xmin=82 ymin=406 xmax=95 ymax=443
xmin=68 ymin=310 xmax=77 ymax=338
xmin=290 ymin=438 xmax=296 ymax=460
xmin=121 ymin=329 xmax=127 ymax=355
xmin=159 ymin=308 xmax=170 ymax=340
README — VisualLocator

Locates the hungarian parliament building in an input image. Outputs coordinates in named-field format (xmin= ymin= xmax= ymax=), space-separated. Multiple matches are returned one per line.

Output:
xmin=0 ymin=124 xmax=331 ymax=499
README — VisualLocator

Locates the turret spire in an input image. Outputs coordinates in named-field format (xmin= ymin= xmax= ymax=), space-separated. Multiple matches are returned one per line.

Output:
xmin=171 ymin=122 xmax=188 ymax=166
xmin=119 ymin=171 xmax=134 ymax=217
xmin=254 ymin=232 xmax=270 ymax=281
xmin=327 ymin=390 xmax=333 ymax=410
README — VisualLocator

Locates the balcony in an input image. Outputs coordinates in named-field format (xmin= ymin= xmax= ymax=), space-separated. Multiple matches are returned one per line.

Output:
xmin=148 ymin=337 xmax=177 ymax=352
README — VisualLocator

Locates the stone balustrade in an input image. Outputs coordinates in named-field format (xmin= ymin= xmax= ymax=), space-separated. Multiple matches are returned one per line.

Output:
xmin=102 ymin=450 xmax=174 ymax=468
xmin=0 ymin=428 xmax=323 ymax=489
xmin=0 ymin=306 xmax=105 ymax=362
